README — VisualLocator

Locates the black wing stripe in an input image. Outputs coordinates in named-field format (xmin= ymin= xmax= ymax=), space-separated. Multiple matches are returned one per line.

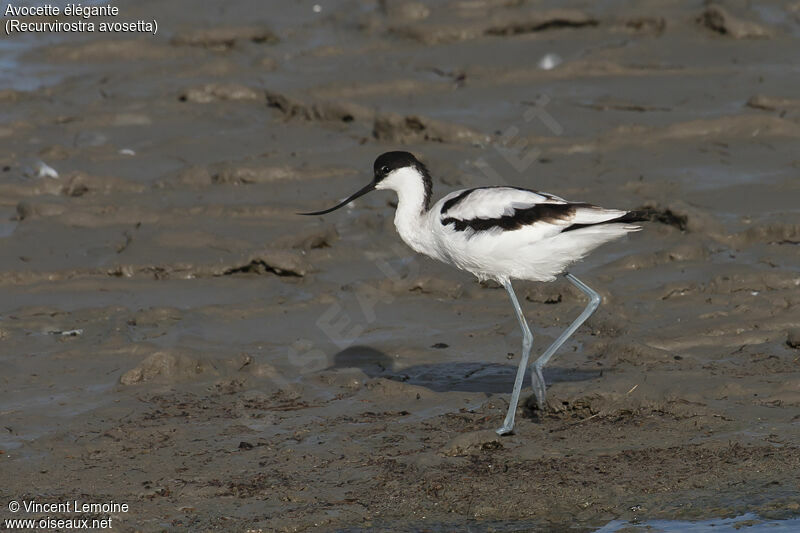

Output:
xmin=440 ymin=189 xmax=477 ymax=215
xmin=442 ymin=203 xmax=592 ymax=233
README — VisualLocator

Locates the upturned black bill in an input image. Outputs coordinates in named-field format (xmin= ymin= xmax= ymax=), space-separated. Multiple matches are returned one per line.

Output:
xmin=298 ymin=182 xmax=376 ymax=215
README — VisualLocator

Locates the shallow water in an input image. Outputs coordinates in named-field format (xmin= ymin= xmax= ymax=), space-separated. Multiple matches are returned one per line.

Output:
xmin=339 ymin=514 xmax=800 ymax=533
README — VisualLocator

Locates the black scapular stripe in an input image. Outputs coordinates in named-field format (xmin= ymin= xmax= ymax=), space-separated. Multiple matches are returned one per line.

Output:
xmin=442 ymin=203 xmax=586 ymax=233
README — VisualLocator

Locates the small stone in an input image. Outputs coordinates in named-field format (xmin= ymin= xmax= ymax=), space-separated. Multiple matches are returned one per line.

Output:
xmin=787 ymin=329 xmax=800 ymax=349
xmin=538 ymin=53 xmax=562 ymax=70
xmin=33 ymin=161 xmax=59 ymax=179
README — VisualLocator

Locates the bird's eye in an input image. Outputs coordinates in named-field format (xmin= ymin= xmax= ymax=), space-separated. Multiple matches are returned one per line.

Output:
xmin=381 ymin=166 xmax=389 ymax=174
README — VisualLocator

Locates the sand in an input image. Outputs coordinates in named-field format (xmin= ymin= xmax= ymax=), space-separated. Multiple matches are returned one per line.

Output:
xmin=1 ymin=0 xmax=799 ymax=531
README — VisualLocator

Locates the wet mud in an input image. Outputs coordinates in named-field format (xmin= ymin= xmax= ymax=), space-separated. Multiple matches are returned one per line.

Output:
xmin=1 ymin=0 xmax=799 ymax=531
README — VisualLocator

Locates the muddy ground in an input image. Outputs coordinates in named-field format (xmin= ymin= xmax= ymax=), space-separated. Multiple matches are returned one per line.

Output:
xmin=1 ymin=0 xmax=800 ymax=531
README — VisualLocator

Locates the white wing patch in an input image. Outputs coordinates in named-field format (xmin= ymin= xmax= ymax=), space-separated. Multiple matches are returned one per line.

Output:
xmin=440 ymin=187 xmax=566 ymax=221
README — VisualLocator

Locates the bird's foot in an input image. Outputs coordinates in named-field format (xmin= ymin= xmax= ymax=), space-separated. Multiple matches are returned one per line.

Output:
xmin=495 ymin=425 xmax=514 ymax=436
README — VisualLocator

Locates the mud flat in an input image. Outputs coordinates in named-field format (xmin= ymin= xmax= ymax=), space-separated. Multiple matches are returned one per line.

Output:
xmin=1 ymin=0 xmax=799 ymax=531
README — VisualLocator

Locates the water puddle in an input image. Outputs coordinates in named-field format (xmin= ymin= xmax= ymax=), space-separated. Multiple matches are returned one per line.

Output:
xmin=596 ymin=514 xmax=800 ymax=533
xmin=0 ymin=207 xmax=19 ymax=238
xmin=0 ymin=34 xmax=67 ymax=92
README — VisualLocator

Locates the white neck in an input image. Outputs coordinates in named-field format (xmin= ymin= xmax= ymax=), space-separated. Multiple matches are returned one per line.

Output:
xmin=376 ymin=167 xmax=434 ymax=256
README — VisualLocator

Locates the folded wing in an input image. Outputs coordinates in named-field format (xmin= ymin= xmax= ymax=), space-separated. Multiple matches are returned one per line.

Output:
xmin=439 ymin=186 xmax=632 ymax=237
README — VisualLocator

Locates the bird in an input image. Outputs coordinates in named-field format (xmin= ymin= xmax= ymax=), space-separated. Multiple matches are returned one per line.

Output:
xmin=300 ymin=151 xmax=644 ymax=435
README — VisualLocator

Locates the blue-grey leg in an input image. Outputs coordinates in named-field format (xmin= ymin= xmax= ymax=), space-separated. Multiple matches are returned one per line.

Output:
xmin=496 ymin=278 xmax=533 ymax=436
xmin=530 ymin=272 xmax=601 ymax=410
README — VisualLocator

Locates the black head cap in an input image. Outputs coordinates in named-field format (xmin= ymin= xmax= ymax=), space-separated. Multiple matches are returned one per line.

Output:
xmin=373 ymin=151 xmax=433 ymax=209
xmin=373 ymin=151 xmax=422 ymax=181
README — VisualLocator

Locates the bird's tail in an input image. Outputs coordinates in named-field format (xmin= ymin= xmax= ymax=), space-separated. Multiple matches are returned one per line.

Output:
xmin=608 ymin=210 xmax=649 ymax=224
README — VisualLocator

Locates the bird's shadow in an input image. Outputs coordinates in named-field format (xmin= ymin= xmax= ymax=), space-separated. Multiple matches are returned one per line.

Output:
xmin=327 ymin=345 xmax=599 ymax=394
